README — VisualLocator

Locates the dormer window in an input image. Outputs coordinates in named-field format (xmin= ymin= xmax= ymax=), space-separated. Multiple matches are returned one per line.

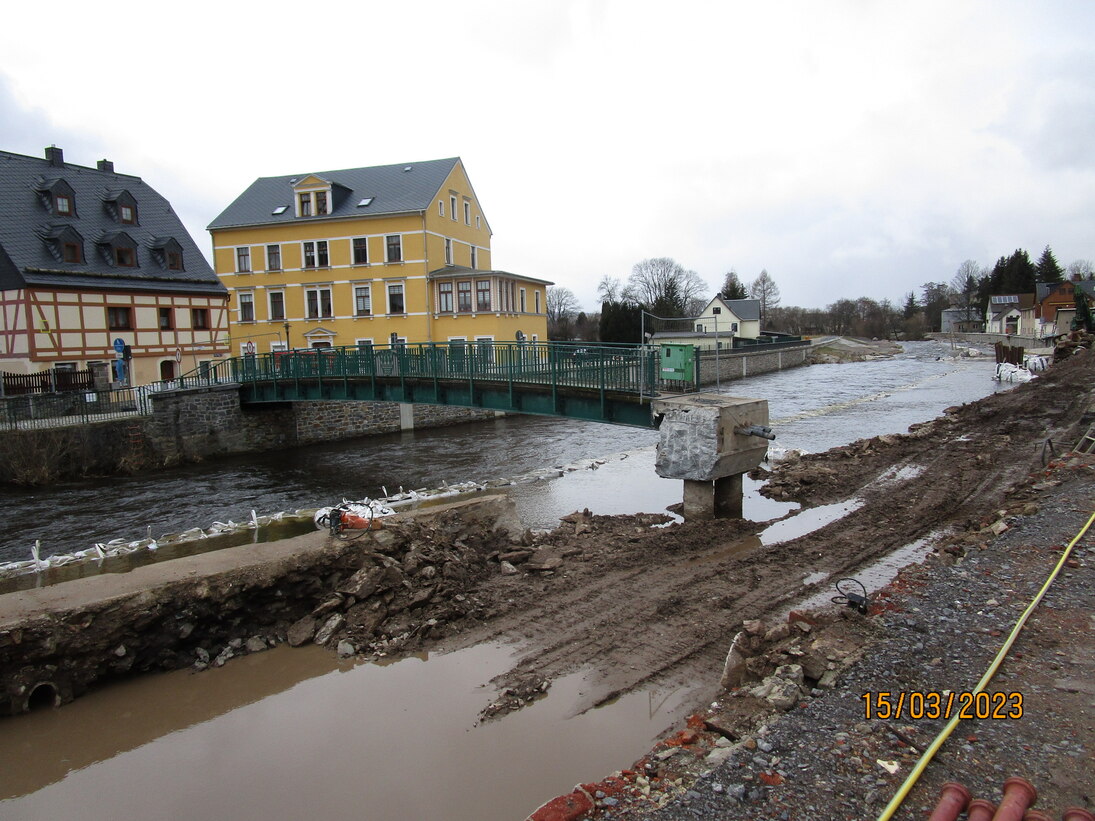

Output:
xmin=292 ymin=175 xmax=339 ymax=218
xmin=39 ymin=224 xmax=84 ymax=264
xmin=150 ymin=237 xmax=185 ymax=272
xmin=37 ymin=178 xmax=77 ymax=216
xmin=102 ymin=189 xmax=139 ymax=225
xmin=98 ymin=231 xmax=138 ymax=268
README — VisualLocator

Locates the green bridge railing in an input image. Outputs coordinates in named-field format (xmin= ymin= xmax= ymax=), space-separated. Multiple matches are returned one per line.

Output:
xmin=173 ymin=341 xmax=661 ymax=427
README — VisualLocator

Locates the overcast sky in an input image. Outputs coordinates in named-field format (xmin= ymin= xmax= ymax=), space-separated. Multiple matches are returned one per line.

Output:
xmin=2 ymin=0 xmax=1092 ymax=312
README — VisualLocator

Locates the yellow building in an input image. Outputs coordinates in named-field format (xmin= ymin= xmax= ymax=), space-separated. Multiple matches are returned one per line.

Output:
xmin=208 ymin=158 xmax=550 ymax=353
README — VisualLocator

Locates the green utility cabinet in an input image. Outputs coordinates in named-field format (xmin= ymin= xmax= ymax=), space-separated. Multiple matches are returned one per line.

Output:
xmin=659 ymin=344 xmax=696 ymax=383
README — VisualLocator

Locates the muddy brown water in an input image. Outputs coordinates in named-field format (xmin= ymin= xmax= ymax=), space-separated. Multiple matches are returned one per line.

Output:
xmin=0 ymin=341 xmax=1013 ymax=820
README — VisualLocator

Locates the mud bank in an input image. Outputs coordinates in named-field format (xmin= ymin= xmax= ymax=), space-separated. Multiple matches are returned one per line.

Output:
xmin=0 ymin=495 xmax=523 ymax=715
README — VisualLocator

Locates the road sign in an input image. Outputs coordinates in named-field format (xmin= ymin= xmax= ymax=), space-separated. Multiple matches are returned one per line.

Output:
xmin=113 ymin=338 xmax=126 ymax=354
xmin=175 ymin=347 xmax=182 ymax=363
xmin=245 ymin=341 xmax=255 ymax=355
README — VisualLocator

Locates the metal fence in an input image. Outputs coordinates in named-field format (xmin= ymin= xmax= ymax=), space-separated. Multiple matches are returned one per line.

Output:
xmin=0 ymin=384 xmax=165 ymax=431
xmin=222 ymin=341 xmax=658 ymax=396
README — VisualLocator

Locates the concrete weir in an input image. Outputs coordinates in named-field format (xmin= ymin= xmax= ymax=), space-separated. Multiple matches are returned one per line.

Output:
xmin=653 ymin=394 xmax=771 ymax=519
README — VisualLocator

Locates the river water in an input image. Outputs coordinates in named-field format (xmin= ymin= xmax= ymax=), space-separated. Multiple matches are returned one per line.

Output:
xmin=0 ymin=341 xmax=1009 ymax=820
xmin=0 ymin=340 xmax=1001 ymax=564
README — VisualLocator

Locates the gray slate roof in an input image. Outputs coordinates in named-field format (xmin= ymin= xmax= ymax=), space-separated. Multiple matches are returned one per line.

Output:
xmin=705 ymin=296 xmax=760 ymax=322
xmin=208 ymin=157 xmax=464 ymax=230
xmin=0 ymin=148 xmax=225 ymax=295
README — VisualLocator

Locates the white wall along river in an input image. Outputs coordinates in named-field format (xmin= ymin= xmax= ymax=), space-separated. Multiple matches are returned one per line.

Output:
xmin=0 ymin=341 xmax=1010 ymax=820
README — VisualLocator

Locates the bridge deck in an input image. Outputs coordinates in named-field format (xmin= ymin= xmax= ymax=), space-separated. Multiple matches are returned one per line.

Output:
xmin=206 ymin=342 xmax=662 ymax=427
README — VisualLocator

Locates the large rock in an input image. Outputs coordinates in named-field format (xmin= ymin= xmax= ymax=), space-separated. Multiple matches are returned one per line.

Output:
xmin=287 ymin=615 xmax=317 ymax=647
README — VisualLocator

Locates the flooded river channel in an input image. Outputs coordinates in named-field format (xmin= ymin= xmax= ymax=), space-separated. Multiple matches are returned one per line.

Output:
xmin=0 ymin=341 xmax=1009 ymax=820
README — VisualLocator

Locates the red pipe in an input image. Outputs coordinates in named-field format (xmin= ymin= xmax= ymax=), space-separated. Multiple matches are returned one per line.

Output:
xmin=928 ymin=782 xmax=971 ymax=821
xmin=967 ymin=799 xmax=997 ymax=821
xmin=991 ymin=777 xmax=1038 ymax=821
xmin=1063 ymin=810 xmax=1095 ymax=821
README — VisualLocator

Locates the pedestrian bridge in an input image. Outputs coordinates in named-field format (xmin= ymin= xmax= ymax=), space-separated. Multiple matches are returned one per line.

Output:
xmin=189 ymin=341 xmax=667 ymax=427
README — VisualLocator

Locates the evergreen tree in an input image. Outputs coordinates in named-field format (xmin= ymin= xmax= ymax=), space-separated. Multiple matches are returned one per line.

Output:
xmin=902 ymin=292 xmax=919 ymax=320
xmin=1036 ymin=246 xmax=1064 ymax=284
xmin=719 ymin=269 xmax=748 ymax=300
xmin=598 ymin=300 xmax=643 ymax=343
xmin=990 ymin=249 xmax=1037 ymax=293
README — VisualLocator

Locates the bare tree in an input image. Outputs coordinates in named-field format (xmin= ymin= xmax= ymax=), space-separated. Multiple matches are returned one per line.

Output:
xmin=546 ymin=286 xmax=581 ymax=339
xmin=624 ymin=257 xmax=708 ymax=317
xmin=1067 ymin=259 xmax=1094 ymax=280
xmin=950 ymin=260 xmax=981 ymax=327
xmin=749 ymin=269 xmax=781 ymax=324
xmin=596 ymin=276 xmax=624 ymax=303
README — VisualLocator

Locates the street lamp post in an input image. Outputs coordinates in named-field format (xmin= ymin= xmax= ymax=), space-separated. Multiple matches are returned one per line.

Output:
xmin=284 ymin=322 xmax=291 ymax=350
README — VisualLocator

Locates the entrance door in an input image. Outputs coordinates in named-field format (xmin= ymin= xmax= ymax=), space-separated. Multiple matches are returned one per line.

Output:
xmin=160 ymin=360 xmax=176 ymax=381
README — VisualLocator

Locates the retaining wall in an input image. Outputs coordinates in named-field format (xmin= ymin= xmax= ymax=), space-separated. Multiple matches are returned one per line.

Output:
xmin=144 ymin=386 xmax=499 ymax=465
xmin=695 ymin=344 xmax=810 ymax=387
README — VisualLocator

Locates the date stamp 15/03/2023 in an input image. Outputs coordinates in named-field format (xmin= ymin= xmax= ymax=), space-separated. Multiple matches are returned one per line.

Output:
xmin=862 ymin=691 xmax=1024 ymax=721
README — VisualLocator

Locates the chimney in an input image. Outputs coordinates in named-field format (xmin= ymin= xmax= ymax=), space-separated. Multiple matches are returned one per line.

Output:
xmin=1072 ymin=272 xmax=1083 ymax=282
xmin=97 ymin=159 xmax=114 ymax=173
xmin=45 ymin=146 xmax=64 ymax=167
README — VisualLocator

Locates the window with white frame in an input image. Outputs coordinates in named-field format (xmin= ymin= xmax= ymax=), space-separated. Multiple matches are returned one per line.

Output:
xmin=354 ymin=284 xmax=371 ymax=316
xmin=449 ymin=194 xmax=457 ymax=220
xmin=463 ymin=200 xmax=470 ymax=225
xmin=520 ymin=288 xmax=527 ymax=313
xmin=303 ymin=240 xmax=329 ymax=269
xmin=270 ymin=341 xmax=287 ymax=353
xmin=476 ymin=215 xmax=481 ymax=229
xmin=387 ymin=283 xmax=405 ymax=314
xmin=438 ymin=200 xmax=444 ymax=217
xmin=239 ymin=292 xmax=255 ymax=322
xmin=266 ymin=244 xmax=281 ymax=271
xmin=352 ymin=237 xmax=368 ymax=265
xmin=476 ymin=280 xmax=491 ymax=312
xmin=470 ymin=246 xmax=477 ymax=269
xmin=236 ymin=247 xmax=251 ymax=273
xmin=445 ymin=238 xmax=453 ymax=265
xmin=457 ymin=281 xmax=473 ymax=313
xmin=438 ymin=281 xmax=454 ymax=313
xmin=269 ymin=290 xmax=285 ymax=320
xmin=298 ymin=192 xmax=312 ymax=216
xmin=355 ymin=338 xmax=374 ymax=349
xmin=386 ymin=235 xmax=402 ymax=263
xmin=305 ymin=286 xmax=332 ymax=319
xmin=535 ymin=290 xmax=541 ymax=314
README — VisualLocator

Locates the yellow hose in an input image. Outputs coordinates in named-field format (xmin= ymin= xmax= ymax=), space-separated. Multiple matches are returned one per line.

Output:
xmin=876 ymin=505 xmax=1095 ymax=821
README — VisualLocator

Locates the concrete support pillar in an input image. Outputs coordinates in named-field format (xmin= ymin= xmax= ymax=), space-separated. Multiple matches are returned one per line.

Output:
xmin=682 ymin=474 xmax=745 ymax=520
xmin=715 ymin=473 xmax=744 ymax=518
xmin=399 ymin=403 xmax=415 ymax=431
xmin=654 ymin=393 xmax=770 ymax=521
